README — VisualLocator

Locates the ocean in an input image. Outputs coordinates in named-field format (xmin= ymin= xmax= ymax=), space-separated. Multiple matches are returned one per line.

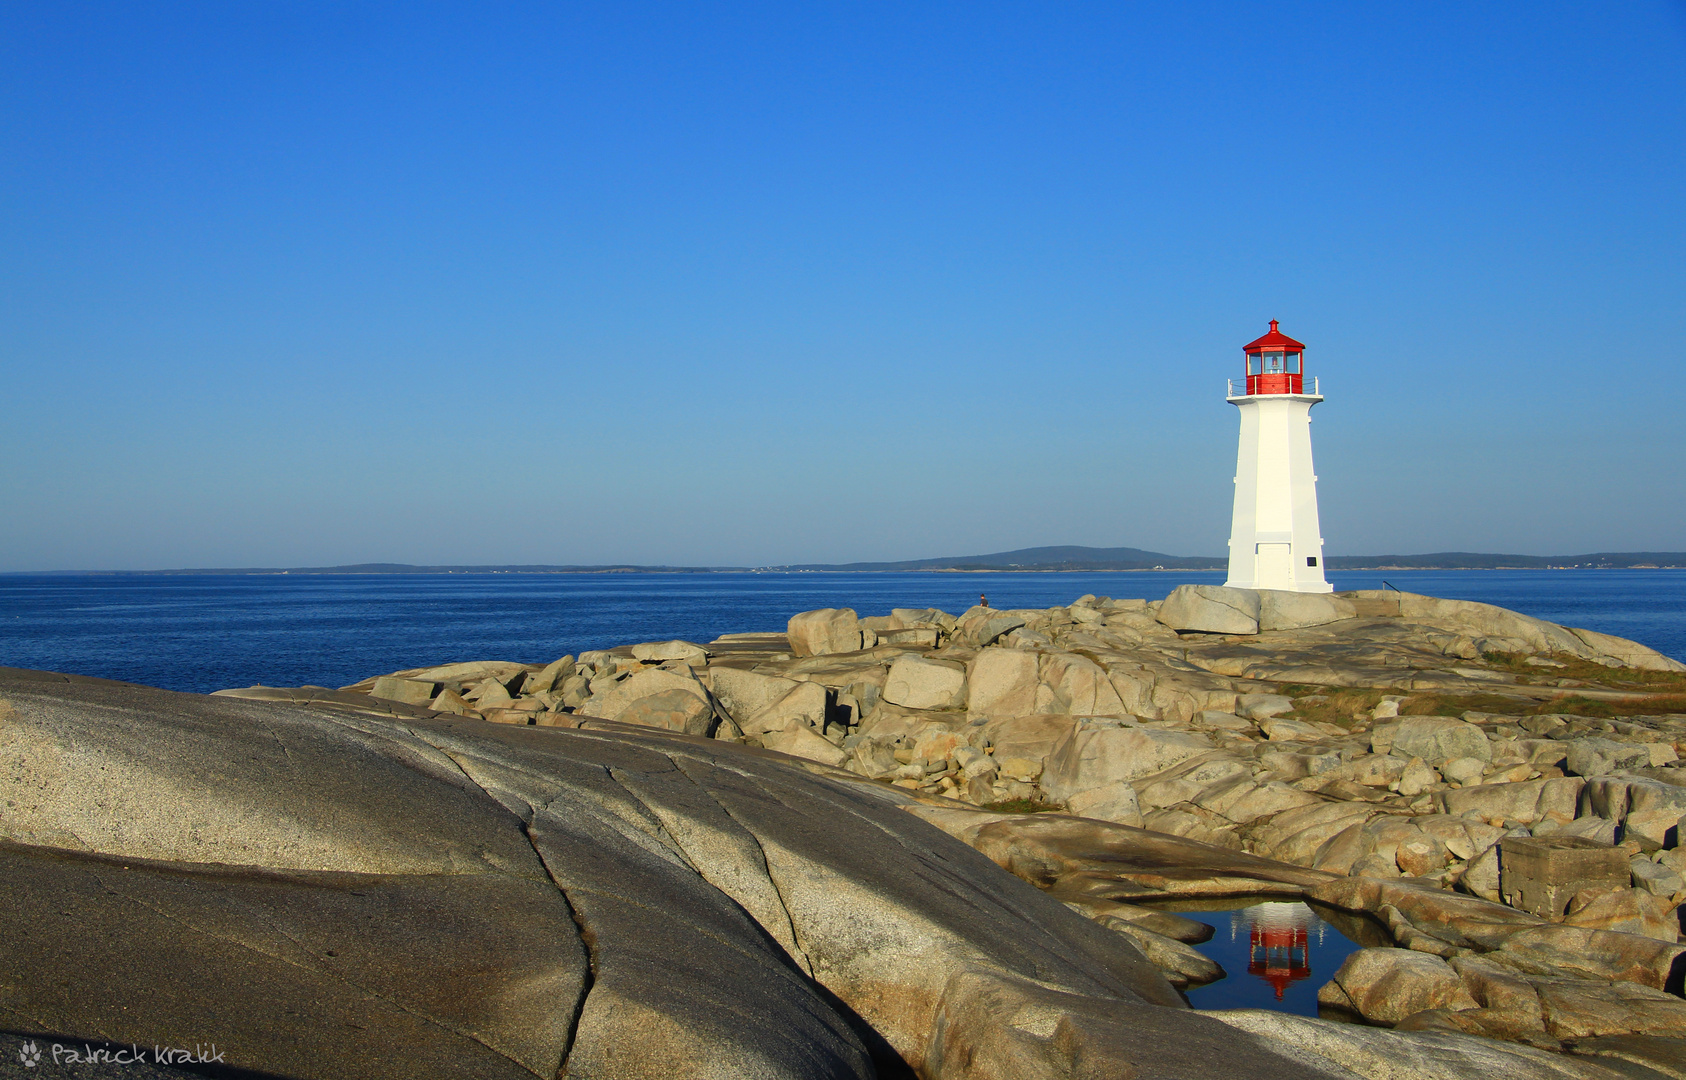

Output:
xmin=0 ymin=569 xmax=1682 ymax=696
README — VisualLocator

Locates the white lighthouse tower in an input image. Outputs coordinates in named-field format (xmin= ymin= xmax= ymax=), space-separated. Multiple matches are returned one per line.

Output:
xmin=1224 ymin=320 xmax=1332 ymax=593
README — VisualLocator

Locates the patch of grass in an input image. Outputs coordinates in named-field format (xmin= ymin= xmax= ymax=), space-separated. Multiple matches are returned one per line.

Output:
xmin=1276 ymin=688 xmax=1386 ymax=728
xmin=981 ymin=799 xmax=1063 ymax=814
xmin=1395 ymin=690 xmax=1686 ymax=720
xmin=1398 ymin=691 xmax=1537 ymax=717
xmin=1480 ymin=651 xmax=1686 ymax=693
xmin=1528 ymin=693 xmax=1686 ymax=719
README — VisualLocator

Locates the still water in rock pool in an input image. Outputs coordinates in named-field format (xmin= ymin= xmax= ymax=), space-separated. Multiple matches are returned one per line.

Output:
xmin=1156 ymin=898 xmax=1378 ymax=1016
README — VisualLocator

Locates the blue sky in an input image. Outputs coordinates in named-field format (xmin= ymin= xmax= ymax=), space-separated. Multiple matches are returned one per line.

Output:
xmin=2 ymin=2 xmax=1683 ymax=570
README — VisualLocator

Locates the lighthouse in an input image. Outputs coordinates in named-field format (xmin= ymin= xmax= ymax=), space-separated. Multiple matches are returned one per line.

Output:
xmin=1224 ymin=320 xmax=1332 ymax=593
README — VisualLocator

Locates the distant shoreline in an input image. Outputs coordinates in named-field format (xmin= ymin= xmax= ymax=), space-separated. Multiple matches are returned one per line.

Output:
xmin=6 ymin=561 xmax=1685 ymax=577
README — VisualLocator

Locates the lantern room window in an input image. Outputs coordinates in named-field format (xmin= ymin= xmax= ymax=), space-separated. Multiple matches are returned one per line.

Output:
xmin=1248 ymin=352 xmax=1302 ymax=376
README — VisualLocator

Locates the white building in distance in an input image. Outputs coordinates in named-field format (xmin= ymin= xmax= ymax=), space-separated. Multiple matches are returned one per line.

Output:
xmin=1224 ymin=320 xmax=1332 ymax=593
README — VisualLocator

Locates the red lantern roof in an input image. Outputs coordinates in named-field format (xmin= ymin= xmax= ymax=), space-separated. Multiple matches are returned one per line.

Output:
xmin=1243 ymin=319 xmax=1306 ymax=355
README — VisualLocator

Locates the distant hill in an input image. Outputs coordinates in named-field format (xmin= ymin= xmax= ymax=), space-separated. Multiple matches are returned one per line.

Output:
xmin=7 ymin=549 xmax=1684 ymax=575
xmin=12 ymin=563 xmax=721 ymax=576
xmin=781 ymin=547 xmax=1686 ymax=572
xmin=780 ymin=546 xmax=1223 ymax=572
xmin=1324 ymin=552 xmax=1686 ymax=570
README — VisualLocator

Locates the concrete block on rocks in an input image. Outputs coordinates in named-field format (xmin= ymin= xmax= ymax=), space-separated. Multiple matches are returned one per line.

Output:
xmin=1500 ymin=835 xmax=1631 ymax=918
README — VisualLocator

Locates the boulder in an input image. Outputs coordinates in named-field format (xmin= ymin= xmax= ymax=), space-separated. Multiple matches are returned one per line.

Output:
xmin=1562 ymin=887 xmax=1682 ymax=942
xmin=881 ymin=656 xmax=967 ymax=710
xmin=787 ymin=608 xmax=862 ymax=657
xmin=760 ymin=724 xmax=851 ymax=767
xmin=1390 ymin=717 xmax=1491 ymax=765
xmin=978 ymin=713 xmax=1079 ymax=767
xmin=1040 ymin=722 xmax=1214 ymax=804
xmin=1565 ymin=737 xmax=1653 ymax=779
xmin=615 ymin=688 xmax=717 ymax=736
xmin=1441 ymin=757 xmax=1487 ymax=785
xmin=1439 ymin=776 xmax=1583 ymax=825
xmin=1037 ymin=652 xmax=1129 ymax=717
xmin=1330 ymin=948 xmax=1479 ymax=1025
xmin=1066 ymin=781 xmax=1145 ymax=827
xmin=468 ymin=677 xmax=515 ymax=709
xmin=370 ymin=676 xmax=438 ymax=707
xmin=1155 ymin=585 xmax=1261 ymax=635
xmin=1195 ymin=777 xmax=1320 ymax=824
xmin=1256 ymin=590 xmax=1358 ymax=631
xmin=579 ymin=667 xmax=711 ymax=726
xmin=964 ymin=647 xmax=1040 ymax=719
xmin=1327 ymin=753 xmax=1409 ymax=788
xmin=524 ymin=655 xmax=577 ymax=696
xmin=1236 ymin=693 xmax=1296 ymax=720
xmin=711 ymin=667 xmax=802 ymax=726
xmin=631 ymin=640 xmax=709 ymax=666
xmin=1621 ymin=781 xmax=1686 ymax=848
xmin=741 ymin=680 xmax=830 ymax=737
xmin=1631 ymin=858 xmax=1685 ymax=897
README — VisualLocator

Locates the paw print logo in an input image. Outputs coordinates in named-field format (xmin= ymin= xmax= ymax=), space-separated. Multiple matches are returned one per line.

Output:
xmin=18 ymin=1040 xmax=41 ymax=1068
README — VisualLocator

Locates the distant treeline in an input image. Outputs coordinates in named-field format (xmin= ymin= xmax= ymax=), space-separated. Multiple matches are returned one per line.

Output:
xmin=9 ymin=548 xmax=1685 ymax=575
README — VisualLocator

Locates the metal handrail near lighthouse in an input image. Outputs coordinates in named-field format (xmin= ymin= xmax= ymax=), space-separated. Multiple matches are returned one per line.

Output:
xmin=1223 ymin=320 xmax=1333 ymax=593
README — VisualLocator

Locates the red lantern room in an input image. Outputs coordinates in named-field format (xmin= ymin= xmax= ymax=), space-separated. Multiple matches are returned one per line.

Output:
xmin=1242 ymin=319 xmax=1307 ymax=395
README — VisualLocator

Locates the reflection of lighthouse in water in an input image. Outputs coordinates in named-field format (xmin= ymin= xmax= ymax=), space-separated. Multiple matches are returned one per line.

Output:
xmin=1231 ymin=902 xmax=1326 ymax=1000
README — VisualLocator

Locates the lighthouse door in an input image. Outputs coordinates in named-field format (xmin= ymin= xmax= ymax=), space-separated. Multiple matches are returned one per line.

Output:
xmin=1255 ymin=543 xmax=1294 ymax=590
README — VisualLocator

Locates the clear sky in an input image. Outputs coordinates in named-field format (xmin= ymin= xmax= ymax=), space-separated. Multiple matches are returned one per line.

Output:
xmin=2 ymin=2 xmax=1683 ymax=570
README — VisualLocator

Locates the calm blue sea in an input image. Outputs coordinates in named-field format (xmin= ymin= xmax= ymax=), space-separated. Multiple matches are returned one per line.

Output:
xmin=0 ymin=570 xmax=1681 ymax=695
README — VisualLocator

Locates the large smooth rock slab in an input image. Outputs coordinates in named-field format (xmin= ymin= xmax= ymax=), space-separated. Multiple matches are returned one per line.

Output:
xmin=1258 ymin=590 xmax=1359 ymax=631
xmin=1041 ymin=721 xmax=1215 ymax=804
xmin=0 ymin=667 xmax=1325 ymax=1080
xmin=1567 ymin=627 xmax=1686 ymax=672
xmin=1205 ymin=1008 xmax=1639 ymax=1079
xmin=1156 ymin=584 xmax=1262 ymax=635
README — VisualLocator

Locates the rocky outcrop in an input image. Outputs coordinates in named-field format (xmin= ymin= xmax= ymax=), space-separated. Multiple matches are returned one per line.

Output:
xmin=1 ymin=666 xmax=1334 ymax=1080
xmin=175 ymin=580 xmax=1686 ymax=1075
